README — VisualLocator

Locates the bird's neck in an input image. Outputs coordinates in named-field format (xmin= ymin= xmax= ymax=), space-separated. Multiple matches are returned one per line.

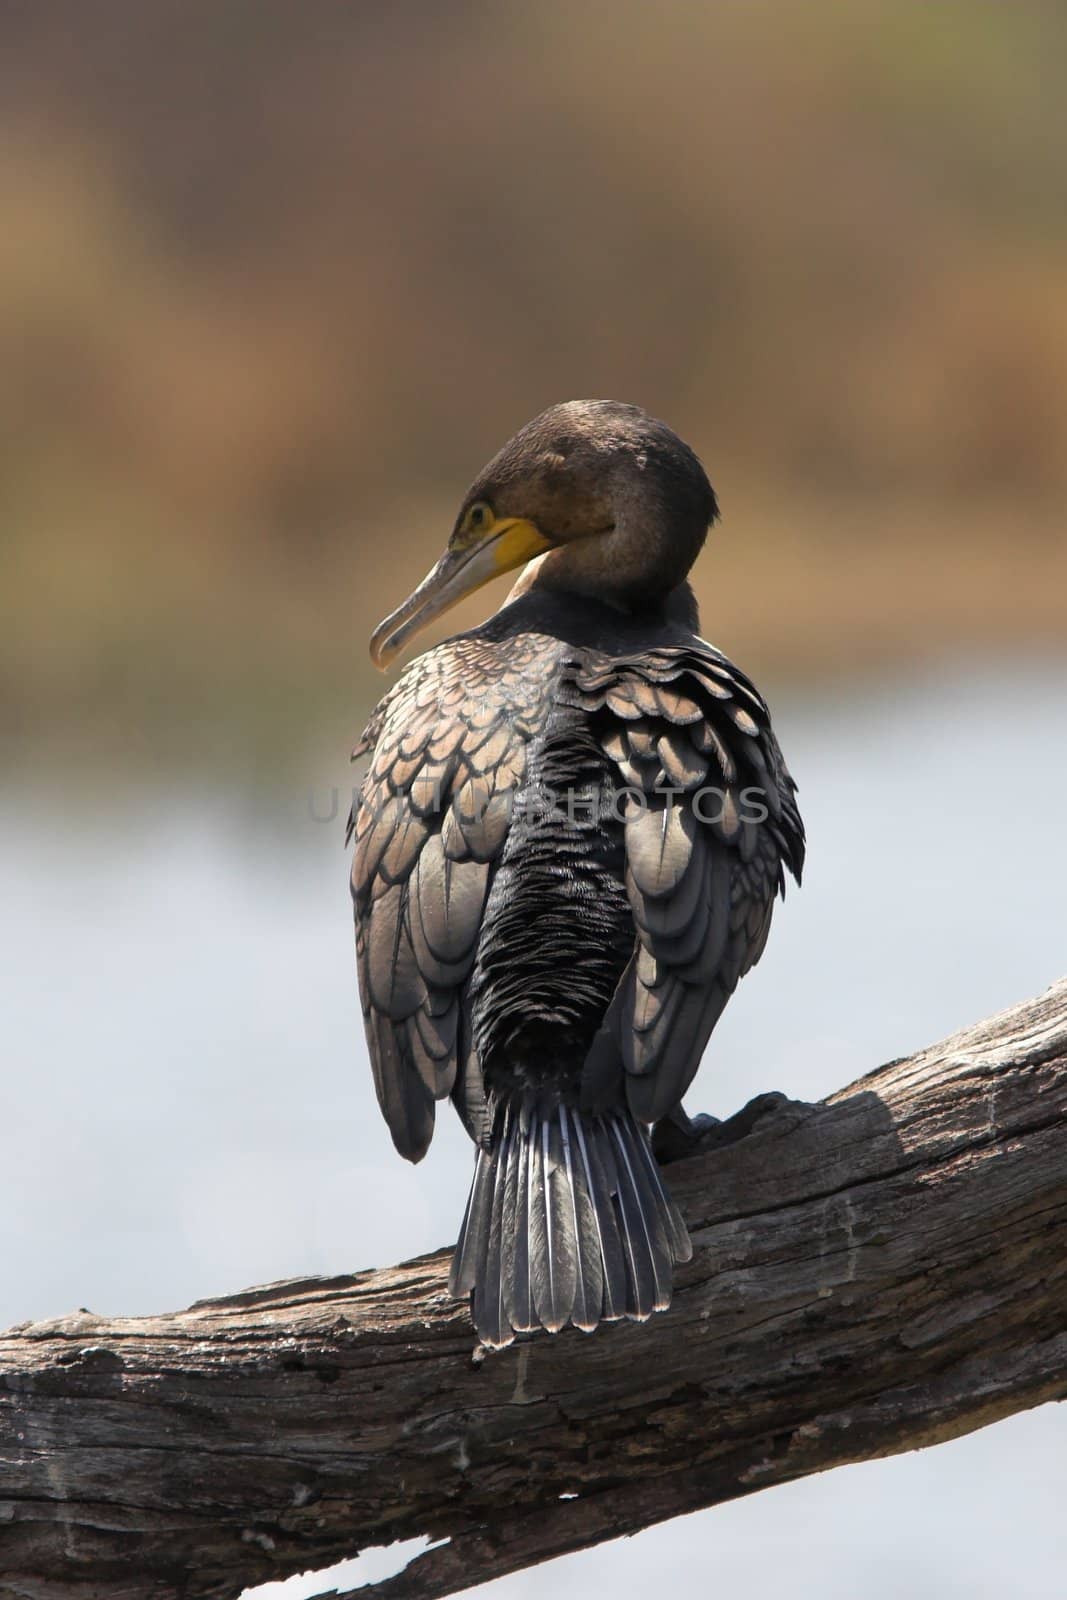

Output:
xmin=505 ymin=552 xmax=700 ymax=631
xmin=660 ymin=580 xmax=701 ymax=631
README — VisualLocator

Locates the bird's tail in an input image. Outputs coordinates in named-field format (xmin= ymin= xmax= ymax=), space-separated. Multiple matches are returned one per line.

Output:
xmin=449 ymin=1097 xmax=692 ymax=1348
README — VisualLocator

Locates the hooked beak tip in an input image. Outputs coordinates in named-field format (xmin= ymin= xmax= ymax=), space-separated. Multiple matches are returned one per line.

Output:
xmin=368 ymin=519 xmax=551 ymax=672
xmin=368 ymin=630 xmax=396 ymax=672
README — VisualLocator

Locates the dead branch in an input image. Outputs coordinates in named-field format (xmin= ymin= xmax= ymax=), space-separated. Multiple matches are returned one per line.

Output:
xmin=2 ymin=980 xmax=1066 ymax=1600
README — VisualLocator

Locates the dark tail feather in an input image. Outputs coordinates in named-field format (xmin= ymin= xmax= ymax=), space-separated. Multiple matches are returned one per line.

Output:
xmin=502 ymin=1102 xmax=534 ymax=1332
xmin=449 ymin=1144 xmax=493 ymax=1296
xmin=572 ymin=1106 xmax=628 ymax=1320
xmin=533 ymin=1110 xmax=578 ymax=1333
xmin=470 ymin=1104 xmax=511 ymax=1346
xmin=451 ymin=1099 xmax=691 ymax=1347
xmin=633 ymin=1118 xmax=693 ymax=1264
xmin=559 ymin=1105 xmax=603 ymax=1333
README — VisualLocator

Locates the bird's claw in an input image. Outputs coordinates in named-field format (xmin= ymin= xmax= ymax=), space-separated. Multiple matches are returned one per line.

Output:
xmin=651 ymin=1105 xmax=721 ymax=1164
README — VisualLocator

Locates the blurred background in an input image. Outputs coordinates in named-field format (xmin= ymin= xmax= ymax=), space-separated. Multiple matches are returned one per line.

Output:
xmin=2 ymin=2 xmax=1065 ymax=1597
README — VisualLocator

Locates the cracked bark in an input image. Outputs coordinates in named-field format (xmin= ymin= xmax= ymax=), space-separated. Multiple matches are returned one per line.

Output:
xmin=2 ymin=979 xmax=1066 ymax=1600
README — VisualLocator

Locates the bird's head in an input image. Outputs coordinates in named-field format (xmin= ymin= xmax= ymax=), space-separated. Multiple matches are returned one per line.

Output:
xmin=369 ymin=400 xmax=718 ymax=669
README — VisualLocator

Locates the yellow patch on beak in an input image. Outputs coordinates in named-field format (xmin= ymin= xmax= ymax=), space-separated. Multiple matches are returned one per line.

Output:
xmin=369 ymin=516 xmax=552 ymax=669
xmin=483 ymin=517 xmax=552 ymax=574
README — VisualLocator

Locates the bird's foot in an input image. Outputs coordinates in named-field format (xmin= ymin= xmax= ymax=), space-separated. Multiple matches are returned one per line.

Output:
xmin=651 ymin=1105 xmax=721 ymax=1164
xmin=653 ymin=1092 xmax=813 ymax=1165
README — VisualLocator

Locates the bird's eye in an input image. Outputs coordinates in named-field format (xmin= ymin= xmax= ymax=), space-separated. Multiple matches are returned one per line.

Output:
xmin=467 ymin=501 xmax=492 ymax=535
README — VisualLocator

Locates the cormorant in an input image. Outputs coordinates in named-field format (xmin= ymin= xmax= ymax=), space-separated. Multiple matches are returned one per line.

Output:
xmin=349 ymin=400 xmax=804 ymax=1346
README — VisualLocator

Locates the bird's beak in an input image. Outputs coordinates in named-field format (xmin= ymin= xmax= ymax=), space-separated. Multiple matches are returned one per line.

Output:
xmin=369 ymin=517 xmax=552 ymax=669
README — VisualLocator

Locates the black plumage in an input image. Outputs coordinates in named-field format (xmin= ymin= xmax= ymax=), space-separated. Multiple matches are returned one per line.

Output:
xmin=349 ymin=400 xmax=804 ymax=1346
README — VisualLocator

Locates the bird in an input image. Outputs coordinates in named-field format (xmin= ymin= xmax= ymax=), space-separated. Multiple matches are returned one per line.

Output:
xmin=348 ymin=400 xmax=804 ymax=1347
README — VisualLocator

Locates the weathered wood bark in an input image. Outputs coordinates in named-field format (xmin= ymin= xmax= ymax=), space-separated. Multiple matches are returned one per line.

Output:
xmin=3 ymin=981 xmax=1066 ymax=1600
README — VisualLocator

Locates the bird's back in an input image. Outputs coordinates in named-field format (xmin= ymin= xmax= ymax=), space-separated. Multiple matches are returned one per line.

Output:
xmin=351 ymin=590 xmax=803 ymax=1344
xmin=467 ymin=655 xmax=635 ymax=1102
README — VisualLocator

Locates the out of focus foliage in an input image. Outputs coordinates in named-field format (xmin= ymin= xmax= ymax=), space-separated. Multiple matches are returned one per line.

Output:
xmin=2 ymin=1 xmax=1065 ymax=774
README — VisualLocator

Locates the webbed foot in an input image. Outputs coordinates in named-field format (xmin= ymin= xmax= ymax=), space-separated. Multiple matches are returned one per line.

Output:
xmin=653 ymin=1092 xmax=808 ymax=1164
xmin=651 ymin=1104 xmax=720 ymax=1164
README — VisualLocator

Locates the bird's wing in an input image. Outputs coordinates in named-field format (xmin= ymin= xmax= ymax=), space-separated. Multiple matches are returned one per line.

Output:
xmin=349 ymin=634 xmax=550 ymax=1161
xmin=567 ymin=642 xmax=805 ymax=1123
